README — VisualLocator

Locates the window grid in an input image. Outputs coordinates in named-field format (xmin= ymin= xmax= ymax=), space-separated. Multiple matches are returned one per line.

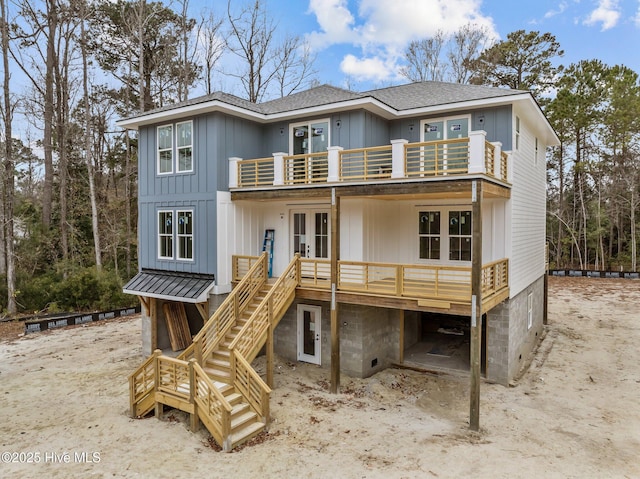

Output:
xmin=418 ymin=211 xmax=441 ymax=260
xmin=176 ymin=121 xmax=193 ymax=172
xmin=177 ymin=210 xmax=194 ymax=260
xmin=158 ymin=210 xmax=174 ymax=259
xmin=157 ymin=125 xmax=173 ymax=174
xmin=448 ymin=210 xmax=472 ymax=261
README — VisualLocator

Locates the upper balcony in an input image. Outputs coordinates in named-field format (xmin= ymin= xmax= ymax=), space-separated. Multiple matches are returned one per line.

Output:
xmin=229 ymin=131 xmax=509 ymax=192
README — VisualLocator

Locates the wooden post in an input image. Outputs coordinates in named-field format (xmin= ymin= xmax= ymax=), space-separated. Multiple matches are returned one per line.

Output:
xmin=330 ymin=188 xmax=341 ymax=393
xmin=399 ymin=310 xmax=405 ymax=364
xmin=154 ymin=350 xmax=163 ymax=420
xmin=266 ymin=298 xmax=275 ymax=388
xmin=150 ymin=298 xmax=158 ymax=351
xmin=470 ymin=180 xmax=483 ymax=431
xmin=188 ymin=359 xmax=199 ymax=432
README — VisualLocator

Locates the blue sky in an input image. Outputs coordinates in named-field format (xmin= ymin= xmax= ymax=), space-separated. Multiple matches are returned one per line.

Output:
xmin=199 ymin=0 xmax=640 ymax=93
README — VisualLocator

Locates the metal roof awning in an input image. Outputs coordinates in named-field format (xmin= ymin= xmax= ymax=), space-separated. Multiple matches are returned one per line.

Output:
xmin=123 ymin=270 xmax=216 ymax=304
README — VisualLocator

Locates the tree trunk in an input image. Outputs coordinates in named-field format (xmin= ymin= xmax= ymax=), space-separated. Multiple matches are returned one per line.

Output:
xmin=1 ymin=0 xmax=16 ymax=313
xmin=42 ymin=0 xmax=57 ymax=229
xmin=81 ymin=6 xmax=101 ymax=270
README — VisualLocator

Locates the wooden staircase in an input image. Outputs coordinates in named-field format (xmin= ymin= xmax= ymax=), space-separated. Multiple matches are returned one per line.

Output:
xmin=129 ymin=253 xmax=300 ymax=451
xmin=199 ymin=285 xmax=271 ymax=448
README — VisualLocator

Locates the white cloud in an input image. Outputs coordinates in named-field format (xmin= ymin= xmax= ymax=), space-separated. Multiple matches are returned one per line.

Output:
xmin=340 ymin=54 xmax=397 ymax=82
xmin=634 ymin=1 xmax=640 ymax=27
xmin=583 ymin=0 xmax=621 ymax=31
xmin=544 ymin=1 xmax=569 ymax=19
xmin=306 ymin=0 xmax=497 ymax=83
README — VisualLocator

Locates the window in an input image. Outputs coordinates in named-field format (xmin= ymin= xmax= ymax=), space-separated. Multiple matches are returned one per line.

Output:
xmin=515 ymin=116 xmax=520 ymax=150
xmin=449 ymin=211 xmax=471 ymax=261
xmin=176 ymin=121 xmax=193 ymax=172
xmin=177 ymin=210 xmax=193 ymax=260
xmin=158 ymin=209 xmax=194 ymax=261
xmin=157 ymin=121 xmax=193 ymax=174
xmin=418 ymin=211 xmax=441 ymax=260
xmin=158 ymin=210 xmax=173 ymax=259
xmin=157 ymin=125 xmax=173 ymax=174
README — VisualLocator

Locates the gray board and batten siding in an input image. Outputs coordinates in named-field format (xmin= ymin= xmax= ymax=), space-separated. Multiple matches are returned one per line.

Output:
xmin=137 ymin=98 xmax=512 ymax=274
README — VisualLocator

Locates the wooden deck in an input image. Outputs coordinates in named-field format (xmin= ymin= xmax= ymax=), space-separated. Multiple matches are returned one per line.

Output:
xmin=234 ymin=256 xmax=509 ymax=316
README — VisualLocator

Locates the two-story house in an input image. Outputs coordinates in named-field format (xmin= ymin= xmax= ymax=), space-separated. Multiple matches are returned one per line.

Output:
xmin=120 ymin=82 xmax=558 ymax=450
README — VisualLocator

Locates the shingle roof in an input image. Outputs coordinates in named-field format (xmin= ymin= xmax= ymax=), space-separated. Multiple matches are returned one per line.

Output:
xmin=120 ymin=81 xmax=528 ymax=125
xmin=123 ymin=269 xmax=216 ymax=303
xmin=363 ymin=82 xmax=525 ymax=111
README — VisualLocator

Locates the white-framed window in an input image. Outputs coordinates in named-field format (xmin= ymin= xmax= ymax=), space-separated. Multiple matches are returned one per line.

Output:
xmin=416 ymin=207 xmax=471 ymax=262
xmin=176 ymin=121 xmax=193 ymax=172
xmin=157 ymin=121 xmax=193 ymax=174
xmin=448 ymin=210 xmax=472 ymax=261
xmin=418 ymin=211 xmax=441 ymax=260
xmin=158 ymin=210 xmax=174 ymax=259
xmin=157 ymin=125 xmax=173 ymax=174
xmin=527 ymin=292 xmax=533 ymax=329
xmin=158 ymin=209 xmax=195 ymax=261
xmin=515 ymin=116 xmax=521 ymax=150
xmin=177 ymin=210 xmax=194 ymax=260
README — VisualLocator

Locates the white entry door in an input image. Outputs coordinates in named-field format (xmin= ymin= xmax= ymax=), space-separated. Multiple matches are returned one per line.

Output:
xmin=297 ymin=304 xmax=322 ymax=365
xmin=291 ymin=210 xmax=330 ymax=259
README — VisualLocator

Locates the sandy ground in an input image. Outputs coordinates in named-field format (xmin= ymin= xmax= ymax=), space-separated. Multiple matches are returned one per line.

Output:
xmin=0 ymin=277 xmax=639 ymax=479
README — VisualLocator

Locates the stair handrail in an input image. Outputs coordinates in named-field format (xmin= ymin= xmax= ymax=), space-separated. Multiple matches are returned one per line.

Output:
xmin=191 ymin=360 xmax=233 ymax=450
xmin=231 ymin=350 xmax=272 ymax=423
xmin=227 ymin=255 xmax=300 ymax=422
xmin=189 ymin=252 xmax=268 ymax=363
xmin=228 ymin=254 xmax=300 ymax=358
xmin=128 ymin=349 xmax=162 ymax=417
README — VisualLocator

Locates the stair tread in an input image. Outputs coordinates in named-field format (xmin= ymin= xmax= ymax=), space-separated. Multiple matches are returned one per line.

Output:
xmin=231 ymin=402 xmax=250 ymax=416
xmin=230 ymin=421 xmax=265 ymax=447
xmin=231 ymin=410 xmax=259 ymax=430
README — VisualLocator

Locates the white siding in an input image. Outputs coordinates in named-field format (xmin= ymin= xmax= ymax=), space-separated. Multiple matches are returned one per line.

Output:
xmin=508 ymin=106 xmax=548 ymax=296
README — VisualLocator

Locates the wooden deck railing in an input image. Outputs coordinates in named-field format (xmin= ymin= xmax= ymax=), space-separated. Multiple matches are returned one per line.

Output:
xmin=129 ymin=349 xmax=161 ymax=417
xmin=340 ymin=145 xmax=393 ymax=180
xmin=405 ymin=138 xmax=469 ymax=177
xmin=156 ymin=356 xmax=191 ymax=400
xmin=231 ymin=352 xmax=271 ymax=423
xmin=481 ymin=258 xmax=509 ymax=299
xmin=237 ymin=157 xmax=275 ymax=187
xmin=284 ymin=152 xmax=329 ymax=184
xmin=294 ymin=257 xmax=508 ymax=306
xmin=234 ymin=135 xmax=510 ymax=189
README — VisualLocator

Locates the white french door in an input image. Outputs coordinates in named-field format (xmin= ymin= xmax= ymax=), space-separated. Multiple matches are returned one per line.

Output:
xmin=291 ymin=210 xmax=330 ymax=259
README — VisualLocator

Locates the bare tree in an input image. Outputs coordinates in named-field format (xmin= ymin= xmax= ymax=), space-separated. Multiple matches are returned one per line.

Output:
xmin=0 ymin=0 xmax=16 ymax=313
xmin=78 ymin=0 xmax=101 ymax=269
xmin=400 ymin=31 xmax=446 ymax=82
xmin=197 ymin=10 xmax=225 ymax=95
xmin=226 ymin=0 xmax=277 ymax=102
xmin=274 ymin=35 xmax=317 ymax=98
xmin=447 ymin=23 xmax=492 ymax=84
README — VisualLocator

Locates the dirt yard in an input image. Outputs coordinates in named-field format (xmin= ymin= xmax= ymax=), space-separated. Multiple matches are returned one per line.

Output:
xmin=0 ymin=277 xmax=639 ymax=478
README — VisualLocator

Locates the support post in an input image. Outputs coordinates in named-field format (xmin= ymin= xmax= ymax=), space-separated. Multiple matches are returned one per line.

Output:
xmin=470 ymin=180 xmax=483 ymax=431
xmin=399 ymin=310 xmax=405 ymax=364
xmin=327 ymin=146 xmax=342 ymax=182
xmin=273 ymin=152 xmax=286 ymax=186
xmin=330 ymin=188 xmax=341 ymax=393
xmin=150 ymin=298 xmax=158 ymax=352
xmin=390 ymin=139 xmax=408 ymax=178
xmin=266 ymin=308 xmax=275 ymax=388
xmin=188 ymin=359 xmax=199 ymax=432
xmin=468 ymin=130 xmax=487 ymax=174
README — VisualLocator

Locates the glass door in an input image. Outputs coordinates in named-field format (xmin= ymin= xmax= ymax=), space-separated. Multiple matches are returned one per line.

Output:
xmin=297 ymin=304 xmax=322 ymax=365
xmin=291 ymin=210 xmax=329 ymax=259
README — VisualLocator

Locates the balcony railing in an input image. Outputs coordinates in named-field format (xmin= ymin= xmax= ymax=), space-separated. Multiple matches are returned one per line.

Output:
xmin=236 ymin=256 xmax=509 ymax=310
xmin=231 ymin=132 xmax=509 ymax=189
